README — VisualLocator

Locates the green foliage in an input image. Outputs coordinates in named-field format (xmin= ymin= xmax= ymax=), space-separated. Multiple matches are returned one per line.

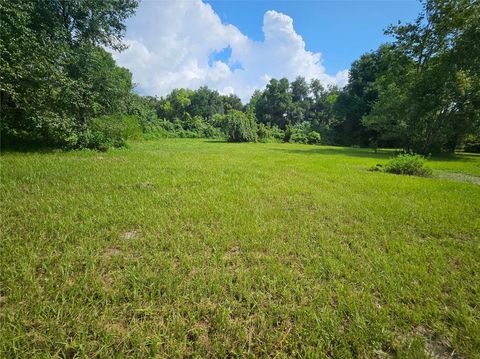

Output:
xmin=289 ymin=129 xmax=307 ymax=144
xmin=286 ymin=122 xmax=321 ymax=145
xmin=334 ymin=45 xmax=403 ymax=146
xmin=255 ymin=78 xmax=292 ymax=129
xmin=383 ymin=154 xmax=433 ymax=176
xmin=156 ymin=87 xmax=244 ymax=124
xmin=307 ymin=131 xmax=322 ymax=145
xmin=363 ymin=0 xmax=480 ymax=154
xmin=225 ymin=110 xmax=257 ymax=142
xmin=252 ymin=76 xmax=341 ymax=144
xmin=463 ymin=134 xmax=480 ymax=153
xmin=143 ymin=118 xmax=222 ymax=140
xmin=0 ymin=0 xmax=138 ymax=149
xmin=76 ymin=115 xmax=143 ymax=150
xmin=257 ymin=124 xmax=285 ymax=143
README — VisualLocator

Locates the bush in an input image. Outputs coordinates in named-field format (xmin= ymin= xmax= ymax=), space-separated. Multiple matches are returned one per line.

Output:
xmin=307 ymin=131 xmax=321 ymax=144
xmin=225 ymin=110 xmax=257 ymax=142
xmin=289 ymin=128 xmax=308 ymax=143
xmin=75 ymin=114 xmax=143 ymax=150
xmin=257 ymin=124 xmax=285 ymax=143
xmin=143 ymin=118 xmax=222 ymax=140
xmin=287 ymin=122 xmax=321 ymax=144
xmin=383 ymin=154 xmax=432 ymax=176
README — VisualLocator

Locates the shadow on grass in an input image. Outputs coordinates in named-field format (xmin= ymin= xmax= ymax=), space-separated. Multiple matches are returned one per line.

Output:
xmin=271 ymin=146 xmax=393 ymax=160
xmin=1 ymin=144 xmax=59 ymax=155
xmin=271 ymin=146 xmax=478 ymax=162
xmin=203 ymin=140 xmax=229 ymax=144
xmin=429 ymin=152 xmax=479 ymax=162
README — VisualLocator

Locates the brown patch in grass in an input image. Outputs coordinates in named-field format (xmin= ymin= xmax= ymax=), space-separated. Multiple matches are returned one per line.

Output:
xmin=171 ymin=256 xmax=182 ymax=271
xmin=105 ymin=321 xmax=129 ymax=336
xmin=122 ymin=230 xmax=139 ymax=240
xmin=0 ymin=295 xmax=7 ymax=307
xmin=191 ymin=321 xmax=210 ymax=348
xmin=223 ymin=245 xmax=241 ymax=261
xmin=372 ymin=290 xmax=383 ymax=310
xmin=414 ymin=326 xmax=457 ymax=359
xmin=102 ymin=246 xmax=122 ymax=258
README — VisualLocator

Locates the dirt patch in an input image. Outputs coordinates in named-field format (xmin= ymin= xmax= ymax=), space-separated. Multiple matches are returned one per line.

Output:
xmin=223 ymin=245 xmax=241 ymax=260
xmin=414 ymin=326 xmax=457 ymax=359
xmin=102 ymin=246 xmax=122 ymax=258
xmin=122 ymin=230 xmax=139 ymax=240
xmin=191 ymin=321 xmax=210 ymax=347
xmin=105 ymin=321 xmax=129 ymax=335
xmin=172 ymin=256 xmax=181 ymax=270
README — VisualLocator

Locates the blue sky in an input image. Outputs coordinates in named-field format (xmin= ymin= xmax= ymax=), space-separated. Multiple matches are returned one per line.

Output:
xmin=205 ymin=1 xmax=422 ymax=73
xmin=113 ymin=0 xmax=422 ymax=101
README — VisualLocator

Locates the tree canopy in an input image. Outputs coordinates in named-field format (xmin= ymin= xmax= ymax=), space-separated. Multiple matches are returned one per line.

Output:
xmin=2 ymin=0 xmax=478 ymax=153
xmin=0 ymin=0 xmax=138 ymax=147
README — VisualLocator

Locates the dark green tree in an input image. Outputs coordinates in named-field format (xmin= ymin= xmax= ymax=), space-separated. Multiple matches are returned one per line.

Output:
xmin=289 ymin=76 xmax=311 ymax=124
xmin=255 ymin=78 xmax=292 ymax=129
xmin=188 ymin=86 xmax=224 ymax=120
xmin=0 ymin=0 xmax=138 ymax=147
xmin=364 ymin=0 xmax=480 ymax=153
xmin=333 ymin=44 xmax=403 ymax=146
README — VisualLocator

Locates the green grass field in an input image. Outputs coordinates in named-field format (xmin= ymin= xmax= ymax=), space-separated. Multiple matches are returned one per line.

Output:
xmin=1 ymin=139 xmax=479 ymax=358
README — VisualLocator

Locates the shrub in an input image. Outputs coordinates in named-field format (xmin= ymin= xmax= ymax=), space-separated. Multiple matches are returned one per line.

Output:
xmin=289 ymin=128 xmax=308 ymax=143
xmin=307 ymin=131 xmax=321 ymax=144
xmin=383 ymin=154 xmax=432 ymax=176
xmin=75 ymin=114 xmax=143 ymax=150
xmin=225 ymin=110 xmax=257 ymax=142
xmin=257 ymin=124 xmax=285 ymax=143
xmin=143 ymin=118 xmax=222 ymax=140
xmin=287 ymin=122 xmax=320 ymax=144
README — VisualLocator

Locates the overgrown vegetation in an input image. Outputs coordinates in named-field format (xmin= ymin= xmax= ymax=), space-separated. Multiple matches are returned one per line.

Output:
xmin=224 ymin=110 xmax=258 ymax=142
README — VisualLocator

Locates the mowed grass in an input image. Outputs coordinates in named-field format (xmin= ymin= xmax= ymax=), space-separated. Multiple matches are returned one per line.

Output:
xmin=1 ymin=139 xmax=479 ymax=358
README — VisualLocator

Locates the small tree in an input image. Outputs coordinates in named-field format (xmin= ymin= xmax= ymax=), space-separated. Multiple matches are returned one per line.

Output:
xmin=225 ymin=110 xmax=257 ymax=142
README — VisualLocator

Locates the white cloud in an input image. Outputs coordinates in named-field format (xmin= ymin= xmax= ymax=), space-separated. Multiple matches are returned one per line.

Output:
xmin=112 ymin=0 xmax=348 ymax=102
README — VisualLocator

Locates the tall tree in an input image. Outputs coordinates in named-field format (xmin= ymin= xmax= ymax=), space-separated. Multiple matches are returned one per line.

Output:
xmin=289 ymin=76 xmax=311 ymax=124
xmin=0 ymin=0 xmax=138 ymax=146
xmin=188 ymin=86 xmax=224 ymax=120
xmin=364 ymin=0 xmax=480 ymax=153
xmin=333 ymin=44 xmax=403 ymax=146
xmin=255 ymin=78 xmax=292 ymax=129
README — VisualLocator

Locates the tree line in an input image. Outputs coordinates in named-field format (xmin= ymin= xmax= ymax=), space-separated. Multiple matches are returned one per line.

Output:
xmin=1 ymin=0 xmax=479 ymax=153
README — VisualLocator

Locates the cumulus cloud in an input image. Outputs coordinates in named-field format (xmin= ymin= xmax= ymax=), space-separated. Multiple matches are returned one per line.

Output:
xmin=112 ymin=0 xmax=348 ymax=102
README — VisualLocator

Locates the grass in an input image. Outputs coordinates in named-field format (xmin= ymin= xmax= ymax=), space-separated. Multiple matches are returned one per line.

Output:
xmin=1 ymin=139 xmax=479 ymax=358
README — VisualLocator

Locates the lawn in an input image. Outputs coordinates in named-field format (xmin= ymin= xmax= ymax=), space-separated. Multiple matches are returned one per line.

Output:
xmin=1 ymin=139 xmax=479 ymax=358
